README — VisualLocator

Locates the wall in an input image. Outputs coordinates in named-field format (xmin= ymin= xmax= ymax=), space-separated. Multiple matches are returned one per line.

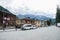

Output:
xmin=34 ymin=20 xmax=41 ymax=28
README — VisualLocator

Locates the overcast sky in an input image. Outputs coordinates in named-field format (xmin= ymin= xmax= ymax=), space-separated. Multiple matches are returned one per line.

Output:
xmin=0 ymin=0 xmax=59 ymax=18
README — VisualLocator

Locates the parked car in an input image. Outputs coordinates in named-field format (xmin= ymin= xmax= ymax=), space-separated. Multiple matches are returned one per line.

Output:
xmin=57 ymin=23 xmax=60 ymax=27
xmin=21 ymin=24 xmax=36 ymax=30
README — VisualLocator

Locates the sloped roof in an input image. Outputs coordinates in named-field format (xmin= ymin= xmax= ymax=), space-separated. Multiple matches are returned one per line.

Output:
xmin=19 ymin=17 xmax=40 ymax=21
xmin=0 ymin=6 xmax=15 ymax=16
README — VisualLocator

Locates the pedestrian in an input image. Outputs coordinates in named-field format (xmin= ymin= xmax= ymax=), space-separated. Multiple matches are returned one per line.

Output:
xmin=3 ymin=23 xmax=6 ymax=31
xmin=15 ymin=25 xmax=17 ymax=31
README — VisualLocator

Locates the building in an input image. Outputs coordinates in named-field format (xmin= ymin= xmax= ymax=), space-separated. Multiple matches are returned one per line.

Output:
xmin=16 ymin=18 xmax=42 ymax=28
xmin=0 ymin=6 xmax=16 ymax=28
xmin=16 ymin=17 xmax=48 ymax=28
xmin=41 ymin=20 xmax=47 ymax=27
xmin=34 ymin=20 xmax=41 ymax=28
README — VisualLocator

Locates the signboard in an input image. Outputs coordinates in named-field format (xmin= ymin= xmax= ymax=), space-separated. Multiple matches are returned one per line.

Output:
xmin=4 ymin=17 xmax=10 ymax=20
xmin=4 ymin=17 xmax=6 ymax=20
xmin=7 ymin=18 xmax=10 ymax=20
xmin=3 ymin=20 xmax=6 ymax=24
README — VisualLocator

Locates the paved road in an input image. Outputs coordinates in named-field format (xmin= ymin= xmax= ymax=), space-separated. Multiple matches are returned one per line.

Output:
xmin=0 ymin=26 xmax=60 ymax=40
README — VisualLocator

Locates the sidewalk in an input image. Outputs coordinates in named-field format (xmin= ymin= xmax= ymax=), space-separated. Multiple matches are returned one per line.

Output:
xmin=0 ymin=26 xmax=21 ymax=32
xmin=0 ymin=28 xmax=21 ymax=32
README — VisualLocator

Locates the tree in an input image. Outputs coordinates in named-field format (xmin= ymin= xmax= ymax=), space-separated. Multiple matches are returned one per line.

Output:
xmin=56 ymin=5 xmax=60 ymax=26
xmin=47 ymin=19 xmax=51 ymax=26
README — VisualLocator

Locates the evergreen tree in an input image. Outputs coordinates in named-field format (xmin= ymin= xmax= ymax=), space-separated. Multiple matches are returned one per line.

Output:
xmin=47 ymin=19 xmax=51 ymax=26
xmin=56 ymin=5 xmax=60 ymax=24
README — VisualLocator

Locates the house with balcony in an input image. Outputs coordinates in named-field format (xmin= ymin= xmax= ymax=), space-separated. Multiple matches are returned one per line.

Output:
xmin=0 ymin=6 xmax=16 ymax=28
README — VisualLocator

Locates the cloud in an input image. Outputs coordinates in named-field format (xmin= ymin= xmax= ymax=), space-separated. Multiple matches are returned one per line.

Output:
xmin=0 ymin=0 xmax=57 ymax=18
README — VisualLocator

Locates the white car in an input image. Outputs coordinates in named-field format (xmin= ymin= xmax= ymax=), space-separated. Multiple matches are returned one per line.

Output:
xmin=21 ymin=24 xmax=36 ymax=30
xmin=57 ymin=23 xmax=60 ymax=27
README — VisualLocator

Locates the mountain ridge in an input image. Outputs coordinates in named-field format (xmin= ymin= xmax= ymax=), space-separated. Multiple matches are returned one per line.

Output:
xmin=17 ymin=14 xmax=50 ymax=21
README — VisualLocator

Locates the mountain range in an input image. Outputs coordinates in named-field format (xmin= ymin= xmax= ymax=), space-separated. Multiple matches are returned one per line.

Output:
xmin=17 ymin=14 xmax=50 ymax=21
